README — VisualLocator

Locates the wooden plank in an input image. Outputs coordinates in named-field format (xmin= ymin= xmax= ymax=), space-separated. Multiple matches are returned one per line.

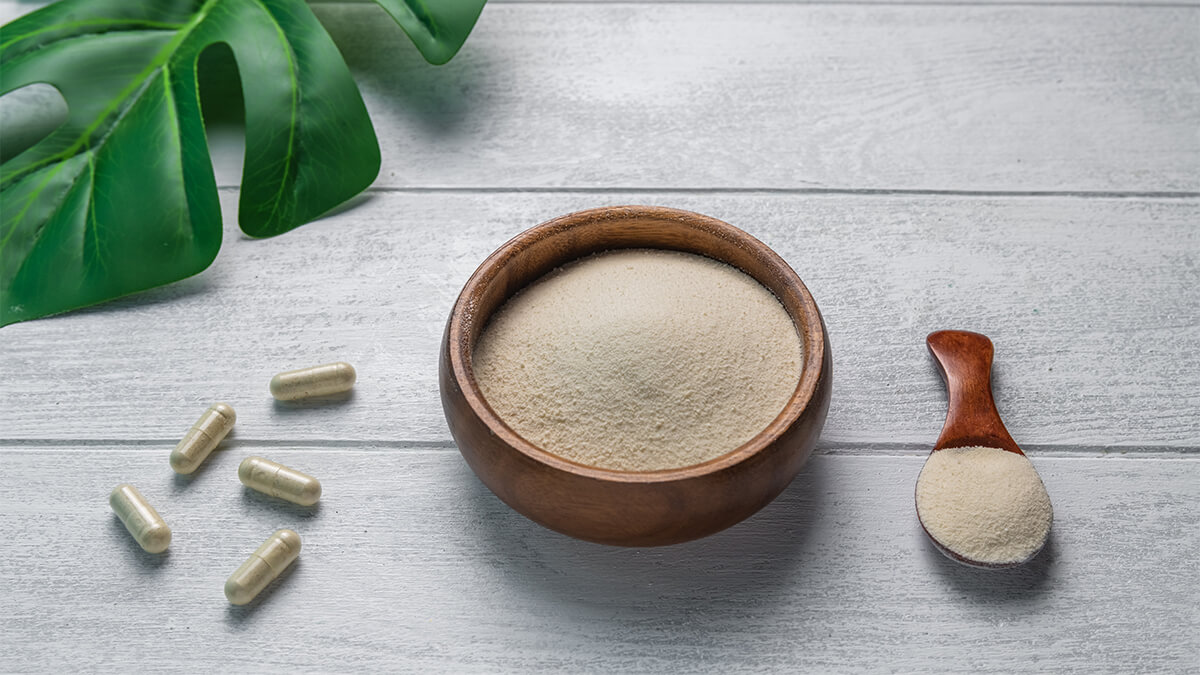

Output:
xmin=2 ymin=3 xmax=1197 ymax=193
xmin=0 ymin=446 xmax=1195 ymax=672
xmin=272 ymin=2 xmax=1200 ymax=192
xmin=1 ymin=191 xmax=1197 ymax=449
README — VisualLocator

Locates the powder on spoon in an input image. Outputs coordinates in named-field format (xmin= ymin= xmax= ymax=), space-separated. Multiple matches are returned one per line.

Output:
xmin=915 ymin=446 xmax=1053 ymax=565
xmin=472 ymin=248 xmax=803 ymax=472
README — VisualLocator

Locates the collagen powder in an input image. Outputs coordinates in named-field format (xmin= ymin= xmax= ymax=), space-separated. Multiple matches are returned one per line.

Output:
xmin=915 ymin=446 xmax=1053 ymax=565
xmin=473 ymin=249 xmax=803 ymax=471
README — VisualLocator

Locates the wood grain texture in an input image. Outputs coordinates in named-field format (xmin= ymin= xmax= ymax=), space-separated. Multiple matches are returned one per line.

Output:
xmin=927 ymin=330 xmax=1022 ymax=454
xmin=2 ymin=3 xmax=1198 ymax=193
xmin=2 ymin=191 xmax=1197 ymax=449
xmin=1 ymin=2 xmax=1197 ymax=671
xmin=0 ymin=445 xmax=1195 ymax=672
xmin=309 ymin=2 xmax=1200 ymax=193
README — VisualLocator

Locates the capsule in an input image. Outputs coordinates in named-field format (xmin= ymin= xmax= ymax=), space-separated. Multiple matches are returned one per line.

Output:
xmin=225 ymin=529 xmax=302 ymax=605
xmin=270 ymin=362 xmax=356 ymax=401
xmin=170 ymin=403 xmax=236 ymax=474
xmin=110 ymin=484 xmax=171 ymax=554
xmin=238 ymin=456 xmax=322 ymax=506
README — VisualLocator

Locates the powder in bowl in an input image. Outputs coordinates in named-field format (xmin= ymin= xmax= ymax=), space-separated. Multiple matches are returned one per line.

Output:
xmin=472 ymin=248 xmax=804 ymax=472
xmin=915 ymin=446 xmax=1053 ymax=565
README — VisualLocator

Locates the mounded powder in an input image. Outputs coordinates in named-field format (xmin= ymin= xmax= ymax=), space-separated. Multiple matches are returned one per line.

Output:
xmin=473 ymin=249 xmax=803 ymax=472
xmin=915 ymin=446 xmax=1053 ymax=565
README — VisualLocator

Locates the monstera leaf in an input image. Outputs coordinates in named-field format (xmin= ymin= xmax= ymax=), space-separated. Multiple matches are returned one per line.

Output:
xmin=0 ymin=0 xmax=485 ymax=327
xmin=373 ymin=0 xmax=486 ymax=66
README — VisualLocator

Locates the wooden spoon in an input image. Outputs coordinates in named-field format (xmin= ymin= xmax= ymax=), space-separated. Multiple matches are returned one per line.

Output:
xmin=917 ymin=330 xmax=1052 ymax=568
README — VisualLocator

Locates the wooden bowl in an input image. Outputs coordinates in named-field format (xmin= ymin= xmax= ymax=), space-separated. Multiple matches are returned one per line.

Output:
xmin=439 ymin=206 xmax=832 ymax=546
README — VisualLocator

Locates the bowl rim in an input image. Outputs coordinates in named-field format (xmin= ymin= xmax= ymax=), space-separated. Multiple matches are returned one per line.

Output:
xmin=446 ymin=205 xmax=827 ymax=484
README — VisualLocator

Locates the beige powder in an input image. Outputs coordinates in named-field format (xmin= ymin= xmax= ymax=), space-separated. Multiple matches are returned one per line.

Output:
xmin=915 ymin=446 xmax=1053 ymax=565
xmin=473 ymin=249 xmax=803 ymax=472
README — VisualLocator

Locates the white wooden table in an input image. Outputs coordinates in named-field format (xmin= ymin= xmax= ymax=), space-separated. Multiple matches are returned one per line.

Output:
xmin=2 ymin=1 xmax=1198 ymax=671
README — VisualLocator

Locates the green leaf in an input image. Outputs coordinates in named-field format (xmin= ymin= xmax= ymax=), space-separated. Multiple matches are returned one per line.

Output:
xmin=0 ymin=0 xmax=381 ymax=327
xmin=371 ymin=0 xmax=486 ymax=66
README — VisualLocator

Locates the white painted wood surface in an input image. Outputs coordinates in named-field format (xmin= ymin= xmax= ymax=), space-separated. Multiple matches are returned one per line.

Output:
xmin=305 ymin=3 xmax=1200 ymax=193
xmin=1 ymin=447 xmax=1197 ymax=672
xmin=1 ymin=0 xmax=1199 ymax=672
xmin=3 ymin=3 xmax=1199 ymax=193
xmin=2 ymin=191 xmax=1198 ymax=450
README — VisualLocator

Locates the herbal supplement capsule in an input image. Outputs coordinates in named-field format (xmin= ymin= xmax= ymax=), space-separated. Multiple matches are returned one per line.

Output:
xmin=109 ymin=484 xmax=171 ymax=554
xmin=238 ymin=456 xmax=322 ymax=506
xmin=270 ymin=362 xmax=356 ymax=401
xmin=225 ymin=529 xmax=302 ymax=605
xmin=170 ymin=403 xmax=236 ymax=474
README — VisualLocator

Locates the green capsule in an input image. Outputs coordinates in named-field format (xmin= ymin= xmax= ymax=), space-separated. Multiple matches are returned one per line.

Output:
xmin=270 ymin=362 xmax=356 ymax=401
xmin=225 ymin=529 xmax=302 ymax=605
xmin=170 ymin=403 xmax=236 ymax=474
xmin=110 ymin=484 xmax=171 ymax=554
xmin=238 ymin=456 xmax=322 ymax=506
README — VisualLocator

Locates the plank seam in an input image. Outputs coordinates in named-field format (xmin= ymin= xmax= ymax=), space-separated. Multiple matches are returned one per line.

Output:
xmin=0 ymin=438 xmax=459 ymax=449
xmin=315 ymin=1 xmax=1200 ymax=8
xmin=1 ymin=439 xmax=1196 ymax=457
xmin=214 ymin=186 xmax=1200 ymax=199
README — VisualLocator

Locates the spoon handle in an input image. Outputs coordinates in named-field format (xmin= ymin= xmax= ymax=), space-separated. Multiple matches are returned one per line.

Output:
xmin=926 ymin=330 xmax=1022 ymax=454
